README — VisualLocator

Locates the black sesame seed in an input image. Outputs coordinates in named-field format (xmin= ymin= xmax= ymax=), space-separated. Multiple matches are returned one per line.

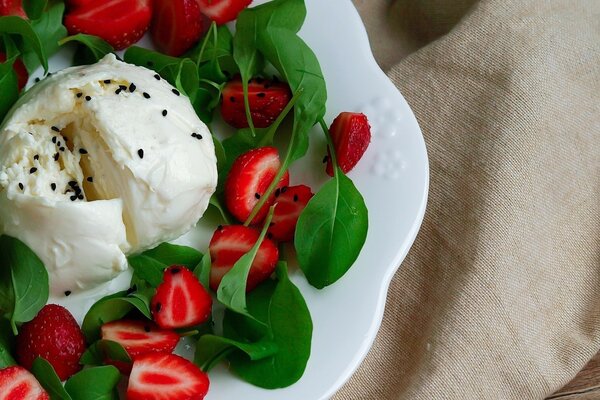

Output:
xmin=129 ymin=83 xmax=136 ymax=92
xmin=52 ymin=136 xmax=57 ymax=143
xmin=322 ymin=155 xmax=329 ymax=163
xmin=172 ymin=88 xmax=180 ymax=96
xmin=60 ymin=147 xmax=65 ymax=152
xmin=29 ymin=132 xmax=33 ymax=135
xmin=170 ymin=267 xmax=181 ymax=274
xmin=217 ymin=225 xmax=223 ymax=231
xmin=34 ymin=154 xmax=39 ymax=160
xmin=191 ymin=133 xmax=197 ymax=138
xmin=85 ymin=95 xmax=92 ymax=101
xmin=103 ymin=79 xmax=111 ymax=84
xmin=69 ymin=180 xmax=77 ymax=187
xmin=281 ymin=186 xmax=288 ymax=193
xmin=119 ymin=85 xmax=127 ymax=91
xmin=143 ymin=92 xmax=150 ymax=99
xmin=162 ymin=109 xmax=168 ymax=117
xmin=64 ymin=290 xmax=71 ymax=296
xmin=255 ymin=193 xmax=261 ymax=199
xmin=191 ymin=133 xmax=203 ymax=140
xmin=56 ymin=141 xmax=61 ymax=147
xmin=51 ymin=183 xmax=56 ymax=191
xmin=70 ymin=195 xmax=77 ymax=201
xmin=51 ymin=126 xmax=60 ymax=132
xmin=78 ymin=194 xmax=84 ymax=200
xmin=76 ymin=92 xmax=83 ymax=98
xmin=257 ymin=92 xmax=266 ymax=98
xmin=34 ymin=77 xmax=40 ymax=83
xmin=154 ymin=74 xmax=161 ymax=80
xmin=29 ymin=167 xmax=37 ymax=174
xmin=138 ymin=149 xmax=144 ymax=159
xmin=115 ymin=88 xmax=122 ymax=95
xmin=79 ymin=148 xmax=88 ymax=154
xmin=293 ymin=194 xmax=299 ymax=202
xmin=53 ymin=153 xmax=59 ymax=161
xmin=275 ymin=188 xmax=281 ymax=197
xmin=47 ymin=72 xmax=53 ymax=76
xmin=229 ymin=96 xmax=235 ymax=102
xmin=155 ymin=303 xmax=162 ymax=312
xmin=144 ymin=325 xmax=151 ymax=332
xmin=87 ymin=177 xmax=93 ymax=183
xmin=18 ymin=183 xmax=24 ymax=190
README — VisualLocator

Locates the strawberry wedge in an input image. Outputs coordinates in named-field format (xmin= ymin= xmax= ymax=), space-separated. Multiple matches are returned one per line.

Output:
xmin=326 ymin=112 xmax=371 ymax=176
xmin=196 ymin=0 xmax=252 ymax=25
xmin=268 ymin=184 xmax=314 ymax=242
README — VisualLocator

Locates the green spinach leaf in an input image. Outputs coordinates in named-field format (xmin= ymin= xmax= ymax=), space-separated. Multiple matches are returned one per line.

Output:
xmin=141 ymin=243 xmax=203 ymax=270
xmin=194 ymin=253 xmax=212 ymax=291
xmin=64 ymin=366 xmax=120 ymax=400
xmin=194 ymin=334 xmax=277 ymax=372
xmin=0 ymin=235 xmax=49 ymax=334
xmin=59 ymin=34 xmax=113 ymax=65
xmin=0 ymin=15 xmax=47 ymax=73
xmin=31 ymin=358 xmax=72 ymax=400
xmin=0 ymin=61 xmax=19 ymax=123
xmin=23 ymin=0 xmax=47 ymax=21
xmin=22 ymin=2 xmax=67 ymax=73
xmin=0 ymin=319 xmax=16 ymax=368
xmin=124 ymin=46 xmax=180 ymax=71
xmin=80 ymin=339 xmax=131 ymax=366
xmin=127 ymin=254 xmax=167 ymax=288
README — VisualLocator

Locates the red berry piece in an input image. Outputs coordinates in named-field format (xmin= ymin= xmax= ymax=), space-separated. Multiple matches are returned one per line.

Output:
xmin=0 ymin=0 xmax=26 ymax=18
xmin=196 ymin=0 xmax=252 ymax=25
xmin=0 ymin=52 xmax=28 ymax=91
xmin=209 ymin=225 xmax=278 ymax=292
xmin=0 ymin=366 xmax=49 ymax=400
xmin=64 ymin=0 xmax=152 ymax=50
xmin=225 ymin=146 xmax=289 ymax=224
xmin=221 ymin=76 xmax=292 ymax=129
xmin=16 ymin=304 xmax=86 ymax=381
xmin=151 ymin=0 xmax=210 ymax=57
xmin=127 ymin=353 xmax=210 ymax=400
xmin=151 ymin=266 xmax=212 ymax=329
xmin=268 ymin=184 xmax=314 ymax=242
xmin=325 ymin=112 xmax=371 ymax=176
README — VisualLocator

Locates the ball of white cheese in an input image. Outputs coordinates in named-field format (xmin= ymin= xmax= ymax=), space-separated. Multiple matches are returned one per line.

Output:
xmin=0 ymin=54 xmax=217 ymax=296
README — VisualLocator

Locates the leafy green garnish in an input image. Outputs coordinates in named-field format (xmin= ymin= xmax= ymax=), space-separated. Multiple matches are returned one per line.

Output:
xmin=32 ymin=358 xmax=72 ymax=400
xmin=195 ymin=334 xmax=278 ymax=372
xmin=59 ymin=34 xmax=114 ymax=65
xmin=142 ymin=243 xmax=203 ymax=270
xmin=0 ymin=60 xmax=19 ymax=123
xmin=80 ymin=339 xmax=132 ymax=366
xmin=23 ymin=0 xmax=47 ymax=21
xmin=21 ymin=1 xmax=67 ymax=73
xmin=0 ymin=15 xmax=48 ymax=73
xmin=194 ymin=253 xmax=212 ymax=291
xmin=64 ymin=366 xmax=120 ymax=400
xmin=0 ymin=235 xmax=49 ymax=334
xmin=0 ymin=318 xmax=16 ymax=368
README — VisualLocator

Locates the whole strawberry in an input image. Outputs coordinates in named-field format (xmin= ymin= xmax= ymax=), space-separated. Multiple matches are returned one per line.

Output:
xmin=16 ymin=304 xmax=86 ymax=381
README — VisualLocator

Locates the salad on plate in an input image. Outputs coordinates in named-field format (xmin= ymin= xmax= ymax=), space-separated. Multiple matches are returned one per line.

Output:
xmin=0 ymin=0 xmax=373 ymax=398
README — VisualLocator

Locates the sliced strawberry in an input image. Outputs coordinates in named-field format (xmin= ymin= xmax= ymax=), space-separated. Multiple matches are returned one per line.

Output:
xmin=267 ymin=184 xmax=314 ymax=242
xmin=209 ymin=225 xmax=278 ymax=292
xmin=325 ymin=112 xmax=371 ymax=176
xmin=64 ymin=0 xmax=152 ymax=50
xmin=221 ymin=76 xmax=292 ymax=129
xmin=0 ymin=53 xmax=28 ymax=91
xmin=16 ymin=304 xmax=86 ymax=381
xmin=196 ymin=0 xmax=251 ymax=25
xmin=225 ymin=146 xmax=289 ymax=224
xmin=151 ymin=0 xmax=209 ymax=57
xmin=0 ymin=0 xmax=26 ymax=18
xmin=101 ymin=320 xmax=180 ymax=374
xmin=127 ymin=353 xmax=209 ymax=400
xmin=0 ymin=366 xmax=49 ymax=400
xmin=65 ymin=0 xmax=95 ymax=9
xmin=151 ymin=266 xmax=212 ymax=329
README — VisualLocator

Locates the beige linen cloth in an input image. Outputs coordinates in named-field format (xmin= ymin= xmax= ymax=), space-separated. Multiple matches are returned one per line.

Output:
xmin=336 ymin=0 xmax=600 ymax=399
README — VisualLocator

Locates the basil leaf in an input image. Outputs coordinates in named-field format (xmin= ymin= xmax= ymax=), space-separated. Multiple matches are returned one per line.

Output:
xmin=127 ymin=254 xmax=167 ymax=287
xmin=0 ymin=15 xmax=48 ymax=73
xmin=31 ymin=358 xmax=72 ymax=400
xmin=80 ymin=340 xmax=131 ymax=366
xmin=141 ymin=243 xmax=203 ymax=270
xmin=23 ymin=0 xmax=47 ymax=20
xmin=82 ymin=292 xmax=151 ymax=343
xmin=0 ymin=319 xmax=16 ymax=368
xmin=173 ymin=58 xmax=199 ymax=102
xmin=217 ymin=207 xmax=275 ymax=322
xmin=0 ymin=61 xmax=19 ymax=123
xmin=59 ymin=34 xmax=113 ymax=65
xmin=194 ymin=253 xmax=212 ymax=291
xmin=295 ymin=167 xmax=368 ymax=288
xmin=0 ymin=235 xmax=49 ymax=334
xmin=64 ymin=366 xmax=120 ymax=400
xmin=208 ymin=193 xmax=232 ymax=225
xmin=224 ymin=263 xmax=313 ymax=388
xmin=23 ymin=1 xmax=66 ymax=73
xmin=194 ymin=334 xmax=278 ymax=372
xmin=124 ymin=46 xmax=180 ymax=71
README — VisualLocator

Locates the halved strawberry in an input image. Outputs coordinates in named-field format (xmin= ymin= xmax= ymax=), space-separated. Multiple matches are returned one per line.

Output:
xmin=101 ymin=320 xmax=180 ymax=374
xmin=267 ymin=184 xmax=314 ymax=242
xmin=151 ymin=0 xmax=209 ymax=57
xmin=221 ymin=76 xmax=292 ymax=129
xmin=64 ymin=0 xmax=152 ymax=50
xmin=326 ymin=112 xmax=371 ymax=176
xmin=127 ymin=353 xmax=209 ymax=400
xmin=0 ymin=366 xmax=49 ymax=400
xmin=196 ymin=0 xmax=251 ymax=25
xmin=0 ymin=0 xmax=26 ymax=18
xmin=225 ymin=146 xmax=289 ymax=224
xmin=209 ymin=225 xmax=278 ymax=292
xmin=0 ymin=53 xmax=28 ymax=91
xmin=151 ymin=266 xmax=212 ymax=329
xmin=65 ymin=0 xmax=95 ymax=9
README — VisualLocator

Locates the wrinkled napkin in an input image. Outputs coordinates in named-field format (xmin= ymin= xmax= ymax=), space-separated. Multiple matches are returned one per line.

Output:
xmin=336 ymin=0 xmax=600 ymax=398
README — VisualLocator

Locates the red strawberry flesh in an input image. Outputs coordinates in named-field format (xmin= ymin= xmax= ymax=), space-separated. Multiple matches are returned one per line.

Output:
xmin=326 ymin=112 xmax=371 ymax=176
xmin=0 ymin=0 xmax=26 ymax=17
xmin=196 ymin=0 xmax=252 ymax=25
xmin=151 ymin=0 xmax=209 ymax=57
xmin=0 ymin=52 xmax=28 ymax=90
xmin=0 ymin=366 xmax=49 ymax=400
xmin=268 ymin=184 xmax=314 ymax=242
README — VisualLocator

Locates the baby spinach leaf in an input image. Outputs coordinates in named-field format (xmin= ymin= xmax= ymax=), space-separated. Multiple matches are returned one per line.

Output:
xmin=217 ymin=207 xmax=275 ymax=322
xmin=82 ymin=292 xmax=151 ymax=343
xmin=194 ymin=334 xmax=278 ymax=372
xmin=194 ymin=253 xmax=212 ymax=291
xmin=0 ymin=15 xmax=48 ymax=73
xmin=141 ymin=243 xmax=203 ymax=270
xmin=0 ymin=319 xmax=16 ymax=368
xmin=0 ymin=235 xmax=49 ymax=334
xmin=224 ymin=263 xmax=313 ymax=388
xmin=124 ymin=46 xmax=180 ymax=71
xmin=23 ymin=0 xmax=47 ymax=21
xmin=295 ymin=167 xmax=368 ymax=288
xmin=31 ymin=357 xmax=72 ymax=400
xmin=0 ymin=61 xmax=19 ymax=123
xmin=127 ymin=254 xmax=167 ymax=288
xmin=59 ymin=34 xmax=113 ymax=65
xmin=22 ymin=1 xmax=67 ymax=73
xmin=64 ymin=366 xmax=120 ymax=400
xmin=80 ymin=340 xmax=131 ymax=366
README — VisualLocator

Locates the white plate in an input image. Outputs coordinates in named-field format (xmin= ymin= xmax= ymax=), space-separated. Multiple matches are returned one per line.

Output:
xmin=32 ymin=0 xmax=428 ymax=398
